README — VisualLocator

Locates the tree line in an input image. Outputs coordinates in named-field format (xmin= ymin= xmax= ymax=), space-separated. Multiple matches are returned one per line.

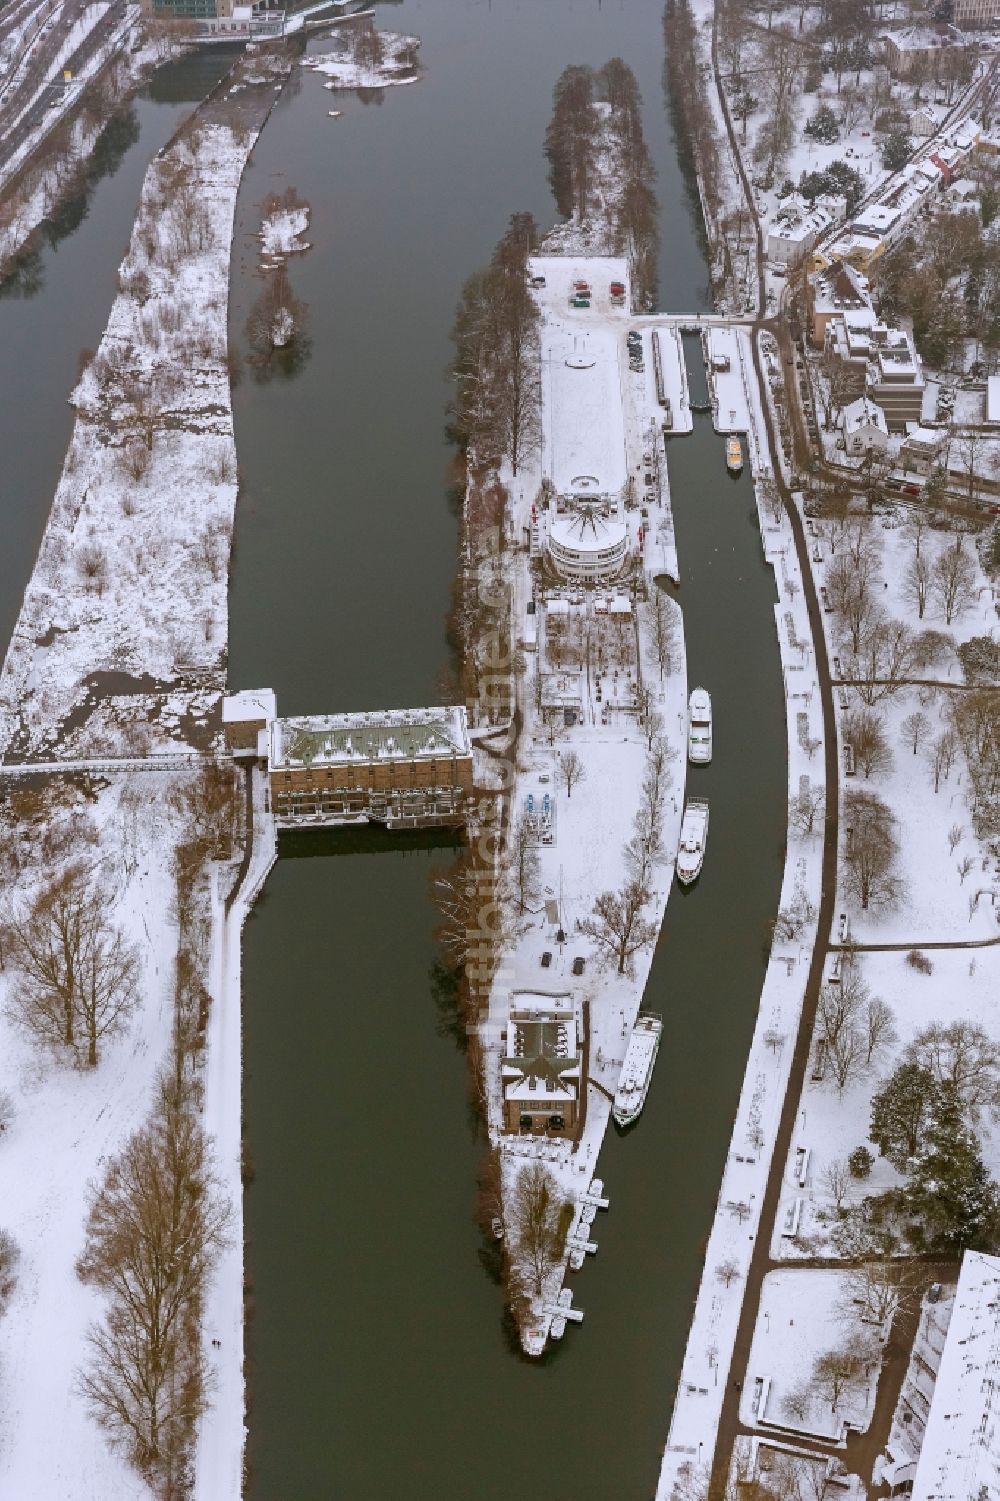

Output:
xmin=544 ymin=59 xmax=659 ymax=307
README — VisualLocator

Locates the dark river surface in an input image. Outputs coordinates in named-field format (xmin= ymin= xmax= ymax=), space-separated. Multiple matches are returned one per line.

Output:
xmin=0 ymin=9 xmax=786 ymax=1500
xmin=231 ymin=3 xmax=786 ymax=1498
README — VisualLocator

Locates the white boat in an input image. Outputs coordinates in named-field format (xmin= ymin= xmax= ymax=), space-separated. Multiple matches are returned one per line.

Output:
xmin=726 ymin=435 xmax=743 ymax=473
xmin=676 ymin=797 xmax=709 ymax=885
xmin=612 ymin=1013 xmax=663 ymax=1127
xmin=550 ymin=1314 xmax=567 ymax=1339
xmin=688 ymin=687 xmax=712 ymax=765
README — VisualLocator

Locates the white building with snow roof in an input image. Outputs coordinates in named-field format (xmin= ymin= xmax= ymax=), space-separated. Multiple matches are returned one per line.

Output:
xmin=910 ymin=1251 xmax=1000 ymax=1501
xmin=547 ymin=509 xmax=629 ymax=583
xmin=841 ymin=397 xmax=889 ymax=455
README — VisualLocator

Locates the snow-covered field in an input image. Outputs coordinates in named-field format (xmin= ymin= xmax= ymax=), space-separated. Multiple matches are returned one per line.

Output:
xmin=0 ymin=115 xmax=258 ymax=760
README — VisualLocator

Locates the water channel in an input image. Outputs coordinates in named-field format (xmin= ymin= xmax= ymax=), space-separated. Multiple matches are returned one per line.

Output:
xmin=0 ymin=9 xmax=788 ymax=1498
xmin=230 ymin=3 xmax=787 ymax=1498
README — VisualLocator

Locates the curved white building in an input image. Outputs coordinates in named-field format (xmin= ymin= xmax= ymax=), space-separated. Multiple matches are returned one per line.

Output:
xmin=547 ymin=509 xmax=628 ymax=583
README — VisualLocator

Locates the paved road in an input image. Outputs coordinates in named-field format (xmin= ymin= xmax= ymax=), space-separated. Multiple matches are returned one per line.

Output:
xmin=0 ymin=0 xmax=127 ymax=180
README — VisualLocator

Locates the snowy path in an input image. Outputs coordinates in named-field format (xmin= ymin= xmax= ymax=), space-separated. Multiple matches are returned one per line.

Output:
xmin=195 ymin=766 xmax=276 ymax=1501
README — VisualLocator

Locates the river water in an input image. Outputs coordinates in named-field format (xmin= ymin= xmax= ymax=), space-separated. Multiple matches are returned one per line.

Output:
xmin=230 ymin=4 xmax=786 ymax=1499
xmin=0 ymin=11 xmax=786 ymax=1500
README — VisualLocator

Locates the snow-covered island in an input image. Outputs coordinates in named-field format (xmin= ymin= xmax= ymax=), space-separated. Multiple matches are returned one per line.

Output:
xmin=258 ymin=188 xmax=311 ymax=263
xmin=302 ymin=25 xmax=422 ymax=93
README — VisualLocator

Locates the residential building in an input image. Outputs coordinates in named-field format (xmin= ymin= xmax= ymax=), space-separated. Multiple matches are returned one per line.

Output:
xmin=869 ymin=325 xmax=926 ymax=430
xmin=501 ymin=995 xmax=582 ymax=1134
xmin=910 ymin=101 xmax=949 ymax=136
xmin=841 ymin=397 xmax=889 ymax=455
xmin=766 ymin=192 xmax=845 ymax=267
xmin=810 ymin=259 xmax=872 ymax=347
xmin=901 ymin=425 xmax=948 ymax=471
xmin=952 ymin=0 xmax=1000 ymax=26
xmin=910 ymin=1251 xmax=1000 ymax=1501
xmin=987 ymin=374 xmax=1000 ymax=423
xmin=882 ymin=24 xmax=973 ymax=77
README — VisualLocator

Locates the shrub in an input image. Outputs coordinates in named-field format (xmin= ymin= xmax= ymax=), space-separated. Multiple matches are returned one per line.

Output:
xmin=849 ymin=1145 xmax=874 ymax=1179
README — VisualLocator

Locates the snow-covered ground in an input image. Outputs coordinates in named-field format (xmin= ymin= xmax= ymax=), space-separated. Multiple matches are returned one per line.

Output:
xmin=0 ymin=63 xmax=284 ymax=1501
xmin=740 ymin=1269 xmax=879 ymax=1439
xmin=0 ymin=114 xmax=260 ymax=760
xmin=0 ymin=775 xmax=212 ymax=1499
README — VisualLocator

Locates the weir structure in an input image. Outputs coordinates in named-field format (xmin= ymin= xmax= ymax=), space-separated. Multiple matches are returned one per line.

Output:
xmin=223 ymin=691 xmax=473 ymax=832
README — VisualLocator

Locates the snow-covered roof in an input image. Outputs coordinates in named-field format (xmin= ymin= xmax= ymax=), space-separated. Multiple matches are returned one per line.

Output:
xmin=270 ymin=706 xmax=471 ymax=768
xmin=813 ymin=260 xmax=872 ymax=317
xmin=988 ymin=375 xmax=1000 ymax=423
xmin=912 ymin=102 xmax=948 ymax=128
xmin=502 ymin=997 xmax=580 ymax=1104
xmin=222 ymin=688 xmax=276 ymax=725
xmin=884 ymin=23 xmax=967 ymax=52
xmin=910 ymin=1251 xmax=1000 ymax=1501
xmin=904 ymin=424 xmax=946 ymax=450
xmin=842 ymin=397 xmax=888 ymax=435
xmin=544 ymin=328 xmax=627 ymax=498
xmin=549 ymin=510 xmax=627 ymax=557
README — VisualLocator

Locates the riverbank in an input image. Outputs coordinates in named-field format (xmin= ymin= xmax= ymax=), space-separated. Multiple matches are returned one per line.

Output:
xmin=0 ymin=43 xmax=289 ymax=1500
xmin=0 ymin=49 xmax=288 ymax=762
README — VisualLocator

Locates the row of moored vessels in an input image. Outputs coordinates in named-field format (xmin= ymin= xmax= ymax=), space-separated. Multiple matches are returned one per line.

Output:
xmin=610 ymin=690 xmax=714 ymax=1125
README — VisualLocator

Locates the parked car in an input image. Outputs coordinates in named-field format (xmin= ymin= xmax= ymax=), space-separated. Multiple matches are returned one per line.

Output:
xmin=572 ymin=957 xmax=585 ymax=976
xmin=541 ymin=951 xmax=552 ymax=968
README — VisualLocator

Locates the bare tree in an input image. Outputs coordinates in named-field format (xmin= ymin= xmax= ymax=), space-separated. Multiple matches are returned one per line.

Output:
xmin=644 ymin=587 xmax=679 ymax=683
xmin=932 ymin=538 xmax=977 ymax=625
xmin=716 ymin=1258 xmax=739 ymax=1287
xmin=900 ymin=710 xmax=930 ymax=755
xmin=926 ymin=727 xmax=959 ymax=793
xmin=77 ymin=1077 xmax=229 ymax=1491
xmin=843 ymin=707 xmax=891 ymax=778
xmin=905 ymin=1020 xmax=1000 ymax=1115
xmin=841 ymin=1257 xmax=921 ymax=1328
xmin=809 ymin=1341 xmax=871 ymax=1413
xmin=843 ymin=788 xmax=904 ymax=914
xmin=864 ymin=995 xmax=897 ymax=1066
xmin=508 ymin=1160 xmax=569 ymax=1296
xmin=850 ymin=619 xmax=915 ymax=705
xmin=581 ymin=881 xmax=657 ymax=975
xmin=903 ymin=552 xmax=932 ymax=620
xmin=2 ymin=863 xmax=140 ymax=1067
xmin=789 ymin=781 xmax=824 ymax=837
xmin=557 ymin=751 xmax=587 ymax=799
xmin=821 ymin=1157 xmax=851 ymax=1212
xmin=509 ymin=815 xmax=541 ymax=914
xmin=0 ymin=1228 xmax=19 ymax=1309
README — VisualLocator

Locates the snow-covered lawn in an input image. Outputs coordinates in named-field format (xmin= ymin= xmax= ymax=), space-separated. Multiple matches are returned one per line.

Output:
xmin=0 ymin=776 xmax=202 ymax=1499
xmin=740 ymin=1269 xmax=879 ymax=1441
